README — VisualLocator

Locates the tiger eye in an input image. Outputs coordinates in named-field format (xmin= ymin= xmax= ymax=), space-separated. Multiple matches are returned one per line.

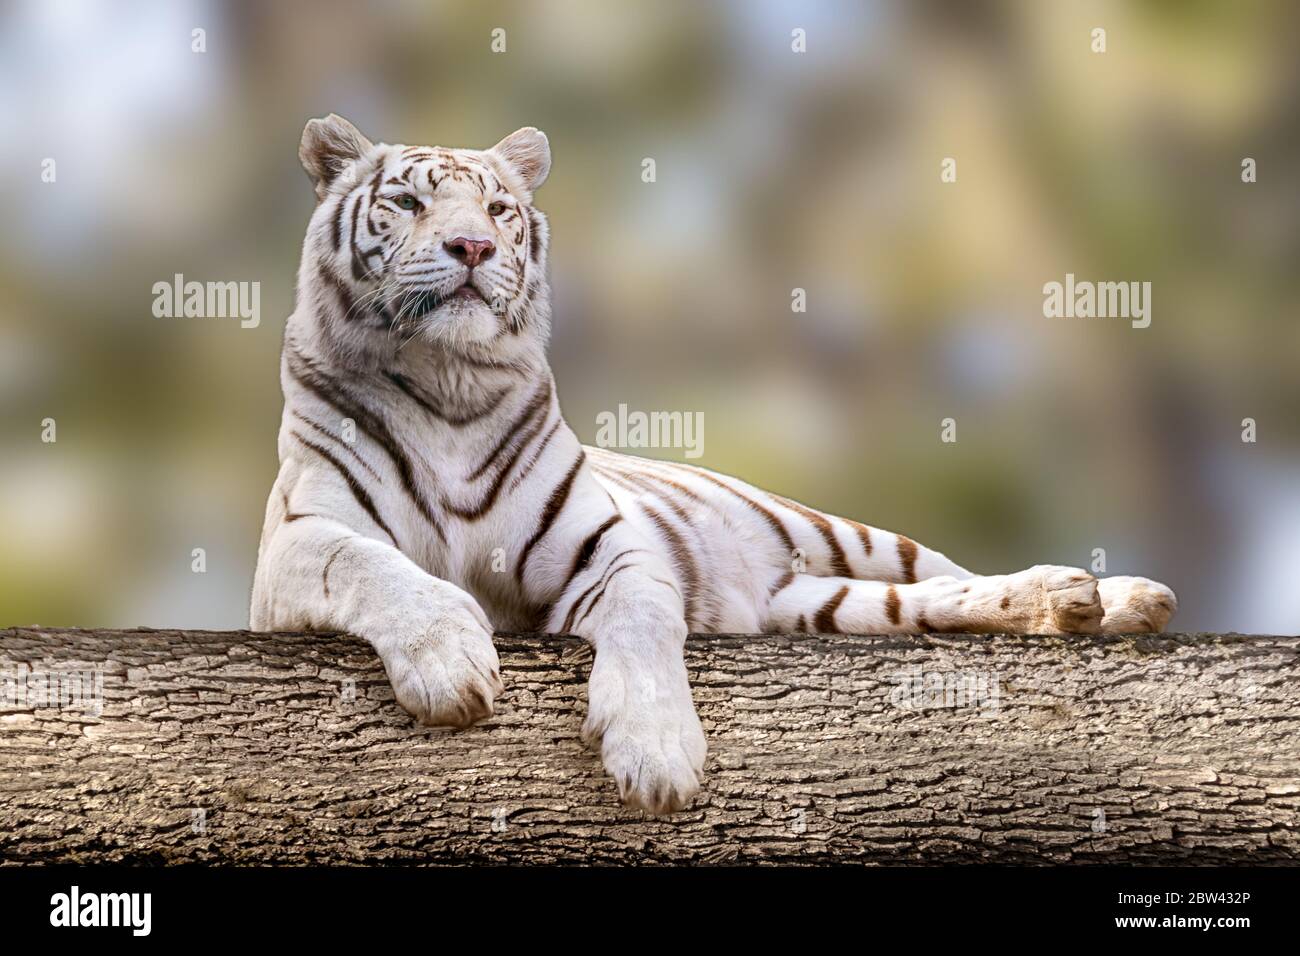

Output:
xmin=394 ymin=194 xmax=418 ymax=211
xmin=487 ymin=201 xmax=506 ymax=216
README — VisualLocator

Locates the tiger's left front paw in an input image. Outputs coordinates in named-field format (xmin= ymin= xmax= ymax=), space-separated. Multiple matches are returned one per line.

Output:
xmin=581 ymin=650 xmax=707 ymax=815
xmin=1097 ymin=576 xmax=1178 ymax=633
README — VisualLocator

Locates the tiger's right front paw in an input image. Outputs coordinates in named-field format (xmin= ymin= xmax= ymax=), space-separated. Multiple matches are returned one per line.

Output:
xmin=376 ymin=600 xmax=504 ymax=728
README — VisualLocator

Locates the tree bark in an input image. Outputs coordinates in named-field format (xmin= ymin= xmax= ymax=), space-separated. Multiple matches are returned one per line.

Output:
xmin=1 ymin=627 xmax=1297 ymax=864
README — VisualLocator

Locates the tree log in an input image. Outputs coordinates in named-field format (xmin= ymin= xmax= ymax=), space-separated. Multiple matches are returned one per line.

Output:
xmin=1 ymin=627 xmax=1297 ymax=864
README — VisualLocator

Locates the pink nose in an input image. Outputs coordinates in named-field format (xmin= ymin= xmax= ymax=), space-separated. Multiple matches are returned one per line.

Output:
xmin=444 ymin=237 xmax=495 ymax=268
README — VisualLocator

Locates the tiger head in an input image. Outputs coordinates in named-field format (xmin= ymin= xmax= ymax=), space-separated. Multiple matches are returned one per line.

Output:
xmin=297 ymin=114 xmax=551 ymax=359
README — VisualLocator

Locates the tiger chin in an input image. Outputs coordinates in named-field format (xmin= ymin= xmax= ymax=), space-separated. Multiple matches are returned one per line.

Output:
xmin=251 ymin=114 xmax=1178 ymax=815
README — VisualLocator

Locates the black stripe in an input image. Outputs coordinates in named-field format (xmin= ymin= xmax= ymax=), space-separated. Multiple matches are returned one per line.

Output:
xmin=611 ymin=469 xmax=697 ymax=524
xmin=317 ymin=262 xmax=370 ymax=324
xmin=885 ymin=584 xmax=902 ymax=625
xmin=572 ymin=563 xmax=638 ymax=630
xmin=348 ymin=194 xmax=366 ymax=280
xmin=288 ymin=349 xmax=447 ymax=543
xmin=525 ymin=207 xmax=542 ymax=263
xmin=563 ymin=514 xmax=622 ymax=591
xmin=446 ymin=404 xmax=553 ymax=521
xmin=814 ymin=585 xmax=849 ymax=633
xmin=592 ymin=462 xmax=729 ymax=630
xmin=330 ymin=194 xmax=346 ymax=252
xmin=599 ymin=454 xmax=782 ymax=550
xmin=897 ymin=535 xmax=919 ymax=583
xmin=516 ymin=451 xmax=586 ymax=582
xmin=849 ymin=520 xmax=873 ymax=557
xmin=366 ymin=170 xmax=384 ymax=235
xmin=291 ymin=430 xmax=397 ymax=545
xmin=773 ymin=494 xmax=851 ymax=576
xmin=467 ymin=379 xmax=552 ymax=481
xmin=291 ymin=409 xmax=382 ymax=482
xmin=321 ymin=541 xmax=348 ymax=599
xmin=664 ymin=464 xmax=795 ymax=552
xmin=590 ymin=465 xmax=643 ymax=496
xmin=387 ymin=371 xmax=509 ymax=427
xmin=559 ymin=547 xmax=643 ymax=633
xmin=602 ymin=461 xmax=712 ymax=508
xmin=510 ymin=417 xmax=562 ymax=491
xmin=597 ymin=465 xmax=714 ymax=617
xmin=638 ymin=501 xmax=699 ymax=628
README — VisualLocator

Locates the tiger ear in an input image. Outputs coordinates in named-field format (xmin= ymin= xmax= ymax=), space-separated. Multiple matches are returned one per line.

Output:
xmin=489 ymin=127 xmax=551 ymax=193
xmin=300 ymin=114 xmax=373 ymax=199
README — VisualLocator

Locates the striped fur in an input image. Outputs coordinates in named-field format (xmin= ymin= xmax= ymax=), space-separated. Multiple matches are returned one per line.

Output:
xmin=252 ymin=116 xmax=1178 ymax=814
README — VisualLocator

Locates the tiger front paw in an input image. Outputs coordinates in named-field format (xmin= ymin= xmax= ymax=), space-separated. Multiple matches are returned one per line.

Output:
xmin=581 ymin=650 xmax=707 ymax=814
xmin=375 ymin=598 xmax=504 ymax=728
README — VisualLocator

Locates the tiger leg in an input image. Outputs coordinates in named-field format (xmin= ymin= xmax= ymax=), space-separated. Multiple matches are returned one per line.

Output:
xmin=588 ymin=451 xmax=1177 ymax=633
xmin=251 ymin=460 xmax=502 ymax=728
xmin=770 ymin=506 xmax=1176 ymax=631
xmin=589 ymin=450 xmax=973 ymax=583
xmin=530 ymin=478 xmax=707 ymax=815
xmin=765 ymin=566 xmax=1110 ymax=635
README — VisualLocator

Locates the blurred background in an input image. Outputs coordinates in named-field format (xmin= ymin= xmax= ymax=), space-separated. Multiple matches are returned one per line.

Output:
xmin=0 ymin=0 xmax=1296 ymax=632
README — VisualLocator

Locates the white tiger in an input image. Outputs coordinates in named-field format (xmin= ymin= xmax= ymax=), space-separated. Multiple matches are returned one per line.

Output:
xmin=251 ymin=115 xmax=1177 ymax=814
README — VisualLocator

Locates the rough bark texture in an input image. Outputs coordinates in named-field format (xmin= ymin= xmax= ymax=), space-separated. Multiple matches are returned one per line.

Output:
xmin=1 ymin=627 xmax=1297 ymax=864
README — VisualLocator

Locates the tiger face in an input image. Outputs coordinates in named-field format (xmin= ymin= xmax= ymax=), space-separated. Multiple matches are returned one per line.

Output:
xmin=299 ymin=114 xmax=551 ymax=354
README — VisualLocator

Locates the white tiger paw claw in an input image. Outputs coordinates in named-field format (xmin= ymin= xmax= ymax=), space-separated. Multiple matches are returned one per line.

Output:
xmin=378 ymin=599 xmax=503 ymax=728
xmin=1097 ymin=576 xmax=1178 ymax=633
xmin=582 ymin=652 xmax=707 ymax=815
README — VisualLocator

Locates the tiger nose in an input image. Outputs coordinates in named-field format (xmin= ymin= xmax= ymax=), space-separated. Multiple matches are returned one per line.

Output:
xmin=444 ymin=237 xmax=495 ymax=268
